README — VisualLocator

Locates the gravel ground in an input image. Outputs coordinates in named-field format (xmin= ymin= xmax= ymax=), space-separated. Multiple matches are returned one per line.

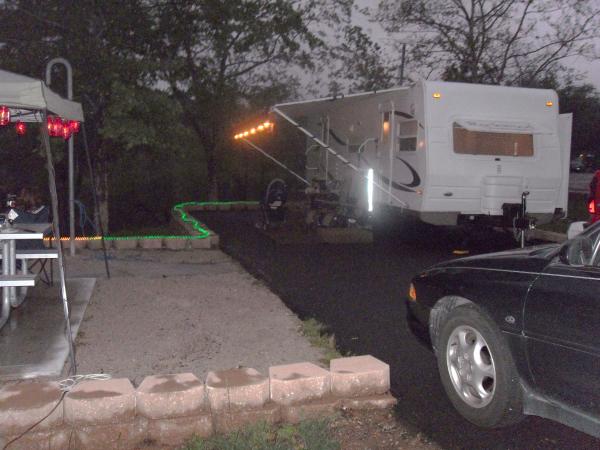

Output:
xmin=65 ymin=248 xmax=325 ymax=385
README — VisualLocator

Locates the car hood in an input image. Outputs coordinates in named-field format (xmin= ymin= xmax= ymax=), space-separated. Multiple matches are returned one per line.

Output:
xmin=431 ymin=244 xmax=560 ymax=273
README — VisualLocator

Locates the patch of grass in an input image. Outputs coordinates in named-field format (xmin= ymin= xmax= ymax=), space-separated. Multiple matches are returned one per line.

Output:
xmin=182 ymin=419 xmax=340 ymax=450
xmin=301 ymin=318 xmax=343 ymax=364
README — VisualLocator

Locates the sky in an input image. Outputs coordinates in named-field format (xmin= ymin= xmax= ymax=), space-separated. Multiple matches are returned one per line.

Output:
xmin=353 ymin=1 xmax=600 ymax=91
xmin=571 ymin=57 xmax=600 ymax=89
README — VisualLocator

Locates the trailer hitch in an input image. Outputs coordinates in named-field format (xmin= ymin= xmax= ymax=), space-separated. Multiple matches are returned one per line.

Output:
xmin=514 ymin=191 xmax=535 ymax=248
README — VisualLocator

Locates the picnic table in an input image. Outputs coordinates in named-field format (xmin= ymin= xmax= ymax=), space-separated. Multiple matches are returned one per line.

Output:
xmin=0 ymin=223 xmax=56 ymax=330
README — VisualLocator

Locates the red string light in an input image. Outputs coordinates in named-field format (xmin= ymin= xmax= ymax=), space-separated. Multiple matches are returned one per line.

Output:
xmin=0 ymin=106 xmax=10 ymax=126
xmin=46 ymin=117 xmax=80 ymax=138
xmin=14 ymin=121 xmax=26 ymax=136
xmin=62 ymin=123 xmax=72 ymax=140
xmin=69 ymin=120 xmax=80 ymax=134
xmin=47 ymin=116 xmax=55 ymax=136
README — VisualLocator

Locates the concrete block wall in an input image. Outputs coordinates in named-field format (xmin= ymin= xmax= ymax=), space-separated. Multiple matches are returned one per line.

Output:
xmin=170 ymin=203 xmax=241 ymax=250
xmin=0 ymin=355 xmax=395 ymax=449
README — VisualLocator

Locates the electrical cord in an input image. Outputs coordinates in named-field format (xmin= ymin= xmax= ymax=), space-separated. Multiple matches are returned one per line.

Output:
xmin=2 ymin=374 xmax=111 ymax=450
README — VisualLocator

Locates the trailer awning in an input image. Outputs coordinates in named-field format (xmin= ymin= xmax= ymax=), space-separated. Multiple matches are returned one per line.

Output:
xmin=454 ymin=118 xmax=551 ymax=134
xmin=272 ymin=87 xmax=409 ymax=120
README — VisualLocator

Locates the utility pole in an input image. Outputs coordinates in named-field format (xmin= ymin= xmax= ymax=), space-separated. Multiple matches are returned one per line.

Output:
xmin=46 ymin=58 xmax=76 ymax=256
xmin=399 ymin=43 xmax=407 ymax=85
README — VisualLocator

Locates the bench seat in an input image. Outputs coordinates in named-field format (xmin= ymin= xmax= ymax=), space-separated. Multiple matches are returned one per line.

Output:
xmin=15 ymin=249 xmax=59 ymax=260
xmin=0 ymin=274 xmax=36 ymax=287
xmin=0 ymin=249 xmax=59 ymax=260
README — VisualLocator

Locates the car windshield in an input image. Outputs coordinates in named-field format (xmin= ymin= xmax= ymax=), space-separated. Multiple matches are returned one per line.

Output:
xmin=580 ymin=220 xmax=600 ymax=239
xmin=563 ymin=221 xmax=600 ymax=266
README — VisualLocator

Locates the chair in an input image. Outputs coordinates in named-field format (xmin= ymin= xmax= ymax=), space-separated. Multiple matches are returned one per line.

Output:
xmin=260 ymin=179 xmax=288 ymax=230
xmin=13 ymin=207 xmax=54 ymax=285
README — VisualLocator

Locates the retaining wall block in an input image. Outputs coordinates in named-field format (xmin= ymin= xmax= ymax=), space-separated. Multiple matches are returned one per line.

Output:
xmin=113 ymin=239 xmax=138 ymax=250
xmin=136 ymin=373 xmax=206 ymax=420
xmin=143 ymin=414 xmax=213 ymax=446
xmin=64 ymin=378 xmax=135 ymax=426
xmin=87 ymin=239 xmax=104 ymax=250
xmin=0 ymin=381 xmax=64 ymax=436
xmin=59 ymin=238 xmax=89 ymax=250
xmin=281 ymin=397 xmax=340 ymax=424
xmin=269 ymin=362 xmax=331 ymax=406
xmin=206 ymin=204 xmax=218 ymax=211
xmin=246 ymin=203 xmax=260 ymax=211
xmin=74 ymin=239 xmax=88 ymax=250
xmin=210 ymin=233 xmax=220 ymax=248
xmin=217 ymin=203 xmax=232 ymax=211
xmin=340 ymin=394 xmax=397 ymax=410
xmin=330 ymin=355 xmax=390 ymax=398
xmin=191 ymin=237 xmax=212 ymax=249
xmin=164 ymin=238 xmax=189 ymax=251
xmin=1 ymin=427 xmax=72 ymax=450
xmin=73 ymin=421 xmax=140 ymax=450
xmin=213 ymin=402 xmax=280 ymax=434
xmin=139 ymin=238 xmax=163 ymax=250
xmin=206 ymin=368 xmax=269 ymax=412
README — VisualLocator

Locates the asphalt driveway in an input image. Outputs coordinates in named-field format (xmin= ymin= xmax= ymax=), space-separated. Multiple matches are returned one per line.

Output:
xmin=196 ymin=210 xmax=599 ymax=449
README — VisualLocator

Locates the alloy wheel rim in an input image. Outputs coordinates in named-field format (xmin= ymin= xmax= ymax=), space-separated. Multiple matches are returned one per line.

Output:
xmin=446 ymin=325 xmax=496 ymax=408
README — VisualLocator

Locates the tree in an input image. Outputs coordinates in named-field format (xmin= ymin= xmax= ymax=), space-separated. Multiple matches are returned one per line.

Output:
xmin=153 ymin=0 xmax=352 ymax=200
xmin=374 ymin=0 xmax=600 ymax=86
xmin=558 ymin=83 xmax=600 ymax=161
xmin=327 ymin=25 xmax=395 ymax=93
xmin=100 ymin=82 xmax=202 ymax=230
xmin=0 ymin=0 xmax=155 ymax=231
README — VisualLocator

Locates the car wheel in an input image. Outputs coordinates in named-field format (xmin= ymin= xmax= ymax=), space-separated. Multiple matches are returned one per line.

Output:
xmin=436 ymin=304 xmax=524 ymax=428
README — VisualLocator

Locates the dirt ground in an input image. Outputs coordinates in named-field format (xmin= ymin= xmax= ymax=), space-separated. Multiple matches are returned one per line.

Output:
xmin=64 ymin=248 xmax=325 ymax=385
xmin=329 ymin=409 xmax=440 ymax=450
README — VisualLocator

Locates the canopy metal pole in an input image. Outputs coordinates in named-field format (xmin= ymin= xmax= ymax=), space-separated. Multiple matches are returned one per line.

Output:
xmin=241 ymin=139 xmax=310 ymax=186
xmin=45 ymin=58 xmax=75 ymax=257
xmin=271 ymin=107 xmax=407 ymax=207
xmin=41 ymin=110 xmax=77 ymax=375
xmin=81 ymin=126 xmax=110 ymax=279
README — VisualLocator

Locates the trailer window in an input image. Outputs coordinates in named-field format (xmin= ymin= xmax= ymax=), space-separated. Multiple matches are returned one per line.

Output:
xmin=453 ymin=123 xmax=533 ymax=156
xmin=398 ymin=119 xmax=418 ymax=152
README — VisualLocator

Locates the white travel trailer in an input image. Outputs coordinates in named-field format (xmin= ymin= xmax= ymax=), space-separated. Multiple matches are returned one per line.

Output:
xmin=270 ymin=81 xmax=572 ymax=230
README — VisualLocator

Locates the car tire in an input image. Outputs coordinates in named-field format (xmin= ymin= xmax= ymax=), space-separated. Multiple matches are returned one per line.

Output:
xmin=436 ymin=304 xmax=524 ymax=428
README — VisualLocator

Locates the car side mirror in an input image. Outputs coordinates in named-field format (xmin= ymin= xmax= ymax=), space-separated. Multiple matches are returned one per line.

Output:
xmin=559 ymin=235 xmax=594 ymax=266
xmin=567 ymin=221 xmax=587 ymax=239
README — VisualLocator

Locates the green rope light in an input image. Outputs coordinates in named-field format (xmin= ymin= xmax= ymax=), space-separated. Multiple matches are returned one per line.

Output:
xmin=172 ymin=201 xmax=257 ymax=240
xmin=49 ymin=200 xmax=258 ymax=241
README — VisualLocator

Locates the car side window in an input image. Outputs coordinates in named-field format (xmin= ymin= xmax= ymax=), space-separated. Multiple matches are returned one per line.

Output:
xmin=588 ymin=228 xmax=600 ymax=267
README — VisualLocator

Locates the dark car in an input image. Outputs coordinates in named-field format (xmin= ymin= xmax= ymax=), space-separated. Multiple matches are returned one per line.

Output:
xmin=407 ymin=222 xmax=600 ymax=438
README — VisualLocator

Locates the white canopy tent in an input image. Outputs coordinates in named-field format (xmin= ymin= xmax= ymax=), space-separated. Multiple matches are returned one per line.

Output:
xmin=0 ymin=69 xmax=84 ymax=122
xmin=0 ymin=68 xmax=105 ymax=375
